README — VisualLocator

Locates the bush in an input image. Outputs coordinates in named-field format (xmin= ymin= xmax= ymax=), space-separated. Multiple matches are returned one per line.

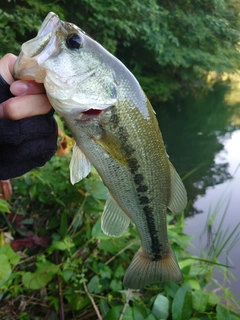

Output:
xmin=0 ymin=131 xmax=239 ymax=319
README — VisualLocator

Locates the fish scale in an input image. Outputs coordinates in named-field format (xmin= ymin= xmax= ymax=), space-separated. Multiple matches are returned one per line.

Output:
xmin=13 ymin=12 xmax=187 ymax=289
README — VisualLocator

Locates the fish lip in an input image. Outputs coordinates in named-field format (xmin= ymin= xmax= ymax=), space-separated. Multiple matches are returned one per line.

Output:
xmin=38 ymin=12 xmax=60 ymax=37
xmin=13 ymin=12 xmax=61 ymax=81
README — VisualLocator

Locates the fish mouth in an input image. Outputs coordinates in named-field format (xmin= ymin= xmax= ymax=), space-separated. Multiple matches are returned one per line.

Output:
xmin=72 ymin=106 xmax=113 ymax=123
xmin=13 ymin=12 xmax=61 ymax=82
xmin=37 ymin=12 xmax=60 ymax=38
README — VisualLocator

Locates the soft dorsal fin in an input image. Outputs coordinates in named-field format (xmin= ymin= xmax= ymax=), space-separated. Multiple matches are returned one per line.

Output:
xmin=167 ymin=162 xmax=187 ymax=214
xmin=70 ymin=143 xmax=91 ymax=184
xmin=101 ymin=194 xmax=130 ymax=237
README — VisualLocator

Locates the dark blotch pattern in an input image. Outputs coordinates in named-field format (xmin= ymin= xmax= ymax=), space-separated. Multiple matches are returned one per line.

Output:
xmin=137 ymin=185 xmax=148 ymax=192
xmin=128 ymin=158 xmax=140 ymax=173
xmin=134 ymin=174 xmax=144 ymax=185
xmin=138 ymin=196 xmax=149 ymax=205
xmin=143 ymin=206 xmax=163 ymax=259
xmin=109 ymin=106 xmax=162 ymax=259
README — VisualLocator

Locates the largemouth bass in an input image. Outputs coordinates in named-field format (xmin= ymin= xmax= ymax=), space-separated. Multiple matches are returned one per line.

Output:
xmin=14 ymin=12 xmax=187 ymax=289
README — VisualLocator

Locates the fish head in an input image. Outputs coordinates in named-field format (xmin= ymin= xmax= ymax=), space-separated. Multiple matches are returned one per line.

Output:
xmin=14 ymin=12 xmax=118 ymax=117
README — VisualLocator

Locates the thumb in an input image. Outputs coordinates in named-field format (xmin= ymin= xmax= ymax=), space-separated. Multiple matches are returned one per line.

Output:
xmin=0 ymin=54 xmax=17 ymax=85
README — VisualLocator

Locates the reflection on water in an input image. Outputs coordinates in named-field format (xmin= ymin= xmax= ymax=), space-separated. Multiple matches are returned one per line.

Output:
xmin=155 ymin=84 xmax=240 ymax=216
xmin=155 ymin=82 xmax=240 ymax=298
xmin=185 ymin=130 xmax=240 ymax=299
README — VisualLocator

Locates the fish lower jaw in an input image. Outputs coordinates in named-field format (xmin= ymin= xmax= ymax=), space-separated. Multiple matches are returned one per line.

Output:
xmin=14 ymin=66 xmax=46 ymax=82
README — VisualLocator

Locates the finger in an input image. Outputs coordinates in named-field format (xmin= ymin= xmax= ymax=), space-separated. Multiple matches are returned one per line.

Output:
xmin=0 ymin=54 xmax=17 ymax=85
xmin=0 ymin=94 xmax=52 ymax=120
xmin=10 ymin=80 xmax=46 ymax=96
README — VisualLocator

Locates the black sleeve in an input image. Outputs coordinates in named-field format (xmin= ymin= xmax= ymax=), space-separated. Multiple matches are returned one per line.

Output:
xmin=0 ymin=75 xmax=58 ymax=180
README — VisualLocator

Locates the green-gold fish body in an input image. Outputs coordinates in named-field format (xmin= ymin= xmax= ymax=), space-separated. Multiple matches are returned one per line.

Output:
xmin=14 ymin=12 xmax=187 ymax=289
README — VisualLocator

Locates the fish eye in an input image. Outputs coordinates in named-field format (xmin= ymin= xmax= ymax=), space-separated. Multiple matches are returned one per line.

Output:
xmin=66 ymin=34 xmax=83 ymax=49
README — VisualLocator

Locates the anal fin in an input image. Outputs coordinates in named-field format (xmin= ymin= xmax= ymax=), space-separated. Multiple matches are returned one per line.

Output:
xmin=101 ymin=194 xmax=130 ymax=237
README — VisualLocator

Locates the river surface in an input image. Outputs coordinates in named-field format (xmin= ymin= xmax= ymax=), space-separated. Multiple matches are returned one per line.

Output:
xmin=155 ymin=82 xmax=240 ymax=299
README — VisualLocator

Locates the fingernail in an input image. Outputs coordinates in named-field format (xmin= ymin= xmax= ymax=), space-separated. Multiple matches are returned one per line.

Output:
xmin=10 ymin=81 xmax=28 ymax=96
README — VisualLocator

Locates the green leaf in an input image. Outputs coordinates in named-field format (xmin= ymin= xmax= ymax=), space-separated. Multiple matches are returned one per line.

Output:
xmin=164 ymin=282 xmax=181 ymax=298
xmin=91 ymin=180 xmax=108 ymax=200
xmin=47 ymin=236 xmax=75 ymax=253
xmin=216 ymin=304 xmax=240 ymax=320
xmin=62 ymin=269 xmax=74 ymax=282
xmin=99 ymin=238 xmax=125 ymax=253
xmin=87 ymin=275 xmax=100 ymax=293
xmin=20 ymin=218 xmax=34 ymax=225
xmin=145 ymin=314 xmax=157 ymax=320
xmin=22 ymin=271 xmax=51 ymax=289
xmin=100 ymin=299 xmax=110 ymax=317
xmin=99 ymin=264 xmax=112 ymax=279
xmin=0 ymin=199 xmax=10 ymax=213
xmin=207 ymin=292 xmax=221 ymax=306
xmin=179 ymin=259 xmax=197 ymax=269
xmin=47 ymin=240 xmax=67 ymax=253
xmin=91 ymin=218 xmax=109 ymax=240
xmin=114 ymin=264 xmax=125 ymax=279
xmin=187 ymin=279 xmax=201 ymax=291
xmin=0 ymin=254 xmax=11 ymax=286
xmin=0 ymin=244 xmax=20 ymax=266
xmin=152 ymin=294 xmax=169 ymax=319
xmin=65 ymin=291 xmax=90 ymax=311
xmin=110 ymin=279 xmax=122 ymax=291
xmin=105 ymin=306 xmax=133 ymax=320
xmin=192 ymin=290 xmax=209 ymax=313
xmin=172 ymin=284 xmax=193 ymax=320
xmin=22 ymin=262 xmax=59 ymax=289
xmin=133 ymin=305 xmax=151 ymax=320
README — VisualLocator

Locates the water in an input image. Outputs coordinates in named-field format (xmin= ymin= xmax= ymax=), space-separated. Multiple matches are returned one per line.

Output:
xmin=185 ymin=130 xmax=240 ymax=298
xmin=155 ymin=82 xmax=240 ymax=299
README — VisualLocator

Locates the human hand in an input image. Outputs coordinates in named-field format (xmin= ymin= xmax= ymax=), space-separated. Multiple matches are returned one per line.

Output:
xmin=0 ymin=53 xmax=58 ymax=180
xmin=0 ymin=53 xmax=52 ymax=119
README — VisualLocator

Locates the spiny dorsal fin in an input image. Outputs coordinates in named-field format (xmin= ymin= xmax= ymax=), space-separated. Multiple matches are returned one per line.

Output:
xmin=101 ymin=194 xmax=130 ymax=237
xmin=123 ymin=246 xmax=183 ymax=289
xmin=70 ymin=143 xmax=91 ymax=184
xmin=167 ymin=162 xmax=187 ymax=215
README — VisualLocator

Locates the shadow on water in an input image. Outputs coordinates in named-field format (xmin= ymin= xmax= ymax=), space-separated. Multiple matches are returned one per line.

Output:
xmin=155 ymin=82 xmax=240 ymax=217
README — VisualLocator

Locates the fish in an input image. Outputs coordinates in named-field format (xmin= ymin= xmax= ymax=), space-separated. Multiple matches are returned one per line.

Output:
xmin=13 ymin=12 xmax=187 ymax=289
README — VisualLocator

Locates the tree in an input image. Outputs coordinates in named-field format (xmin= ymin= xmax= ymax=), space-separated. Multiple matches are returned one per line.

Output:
xmin=1 ymin=0 xmax=240 ymax=101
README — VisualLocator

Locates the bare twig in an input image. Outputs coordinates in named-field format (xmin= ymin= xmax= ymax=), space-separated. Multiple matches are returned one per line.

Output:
xmin=105 ymin=240 xmax=139 ymax=265
xmin=83 ymin=279 xmax=103 ymax=320
xmin=119 ymin=289 xmax=132 ymax=320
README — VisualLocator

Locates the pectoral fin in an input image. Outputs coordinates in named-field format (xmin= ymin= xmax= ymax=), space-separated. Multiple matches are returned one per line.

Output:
xmin=70 ymin=143 xmax=91 ymax=184
xmin=101 ymin=194 xmax=130 ymax=237
xmin=167 ymin=162 xmax=187 ymax=214
xmin=94 ymin=130 xmax=129 ymax=167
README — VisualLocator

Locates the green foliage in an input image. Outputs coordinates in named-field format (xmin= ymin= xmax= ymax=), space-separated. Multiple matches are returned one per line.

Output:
xmin=0 ymin=244 xmax=20 ymax=286
xmin=0 ymin=199 xmax=10 ymax=213
xmin=0 ymin=148 xmax=240 ymax=319
xmin=1 ymin=0 xmax=240 ymax=101
xmin=1 ymin=0 xmax=240 ymax=318
xmin=0 ymin=0 xmax=64 ymax=56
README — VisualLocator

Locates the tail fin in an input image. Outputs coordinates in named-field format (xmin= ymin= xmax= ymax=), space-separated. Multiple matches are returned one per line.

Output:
xmin=123 ymin=246 xmax=183 ymax=289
